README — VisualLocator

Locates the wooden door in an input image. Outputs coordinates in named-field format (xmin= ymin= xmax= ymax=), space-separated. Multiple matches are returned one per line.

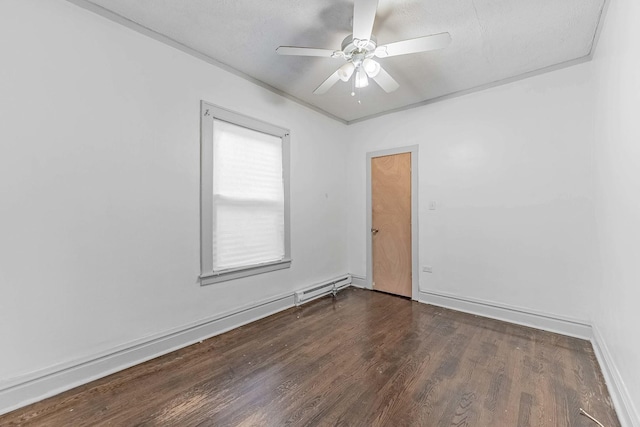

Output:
xmin=371 ymin=152 xmax=412 ymax=297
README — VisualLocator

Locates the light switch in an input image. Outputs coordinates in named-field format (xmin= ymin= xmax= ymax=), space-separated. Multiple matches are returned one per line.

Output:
xmin=428 ymin=201 xmax=437 ymax=210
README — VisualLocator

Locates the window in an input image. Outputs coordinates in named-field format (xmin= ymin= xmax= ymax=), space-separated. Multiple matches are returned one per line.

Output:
xmin=200 ymin=102 xmax=291 ymax=285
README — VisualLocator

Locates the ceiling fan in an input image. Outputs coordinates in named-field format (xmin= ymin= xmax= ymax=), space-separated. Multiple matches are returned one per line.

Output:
xmin=276 ymin=0 xmax=451 ymax=95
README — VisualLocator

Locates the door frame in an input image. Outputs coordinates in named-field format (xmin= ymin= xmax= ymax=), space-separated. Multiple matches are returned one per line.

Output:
xmin=366 ymin=145 xmax=419 ymax=300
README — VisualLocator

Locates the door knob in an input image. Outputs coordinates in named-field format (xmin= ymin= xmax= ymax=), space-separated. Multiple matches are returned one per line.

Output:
xmin=371 ymin=228 xmax=379 ymax=234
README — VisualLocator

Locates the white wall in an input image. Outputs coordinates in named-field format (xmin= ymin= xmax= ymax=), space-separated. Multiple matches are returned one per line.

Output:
xmin=346 ymin=64 xmax=600 ymax=321
xmin=0 ymin=0 xmax=348 ymax=382
xmin=590 ymin=0 xmax=640 ymax=421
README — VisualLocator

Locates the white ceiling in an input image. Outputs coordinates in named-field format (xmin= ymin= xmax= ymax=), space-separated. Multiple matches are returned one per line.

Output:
xmin=80 ymin=0 xmax=605 ymax=123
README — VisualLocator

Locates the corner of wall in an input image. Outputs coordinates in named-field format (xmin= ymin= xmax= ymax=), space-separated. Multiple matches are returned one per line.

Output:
xmin=591 ymin=324 xmax=640 ymax=427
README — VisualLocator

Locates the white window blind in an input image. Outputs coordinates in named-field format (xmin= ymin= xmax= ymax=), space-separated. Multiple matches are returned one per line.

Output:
xmin=212 ymin=119 xmax=285 ymax=271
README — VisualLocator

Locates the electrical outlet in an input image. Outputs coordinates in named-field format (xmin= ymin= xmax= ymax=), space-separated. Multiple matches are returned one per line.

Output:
xmin=422 ymin=266 xmax=433 ymax=273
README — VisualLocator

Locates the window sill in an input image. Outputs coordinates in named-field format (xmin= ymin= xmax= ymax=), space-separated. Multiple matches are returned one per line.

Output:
xmin=200 ymin=259 xmax=292 ymax=286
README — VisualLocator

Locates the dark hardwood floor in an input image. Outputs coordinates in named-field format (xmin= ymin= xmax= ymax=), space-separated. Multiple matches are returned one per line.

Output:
xmin=0 ymin=288 xmax=619 ymax=426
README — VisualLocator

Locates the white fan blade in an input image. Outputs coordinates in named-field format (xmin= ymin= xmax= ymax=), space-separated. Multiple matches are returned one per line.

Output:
xmin=375 ymin=32 xmax=451 ymax=58
xmin=371 ymin=66 xmax=399 ymax=93
xmin=314 ymin=70 xmax=341 ymax=95
xmin=353 ymin=0 xmax=379 ymax=42
xmin=276 ymin=46 xmax=339 ymax=57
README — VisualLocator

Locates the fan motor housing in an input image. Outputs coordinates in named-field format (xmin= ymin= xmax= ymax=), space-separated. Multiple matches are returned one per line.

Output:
xmin=341 ymin=35 xmax=377 ymax=56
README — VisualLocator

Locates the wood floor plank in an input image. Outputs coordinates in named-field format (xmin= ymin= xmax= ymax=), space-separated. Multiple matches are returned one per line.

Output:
xmin=0 ymin=288 xmax=620 ymax=426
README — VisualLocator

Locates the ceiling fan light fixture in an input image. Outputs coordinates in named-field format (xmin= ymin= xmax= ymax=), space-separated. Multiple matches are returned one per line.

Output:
xmin=337 ymin=62 xmax=356 ymax=82
xmin=362 ymin=58 xmax=381 ymax=77
xmin=276 ymin=0 xmax=452 ymax=96
xmin=355 ymin=68 xmax=369 ymax=88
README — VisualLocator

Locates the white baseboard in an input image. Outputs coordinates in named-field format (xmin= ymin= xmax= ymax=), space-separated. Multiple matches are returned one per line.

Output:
xmin=350 ymin=274 xmax=367 ymax=288
xmin=0 ymin=287 xmax=309 ymax=416
xmin=418 ymin=289 xmax=592 ymax=340
xmin=591 ymin=325 xmax=640 ymax=427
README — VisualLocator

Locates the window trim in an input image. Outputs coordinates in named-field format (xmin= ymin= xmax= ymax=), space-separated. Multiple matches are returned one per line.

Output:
xmin=200 ymin=101 xmax=291 ymax=285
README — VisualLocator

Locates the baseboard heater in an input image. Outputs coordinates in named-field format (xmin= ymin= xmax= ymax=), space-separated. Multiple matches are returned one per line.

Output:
xmin=294 ymin=275 xmax=351 ymax=306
